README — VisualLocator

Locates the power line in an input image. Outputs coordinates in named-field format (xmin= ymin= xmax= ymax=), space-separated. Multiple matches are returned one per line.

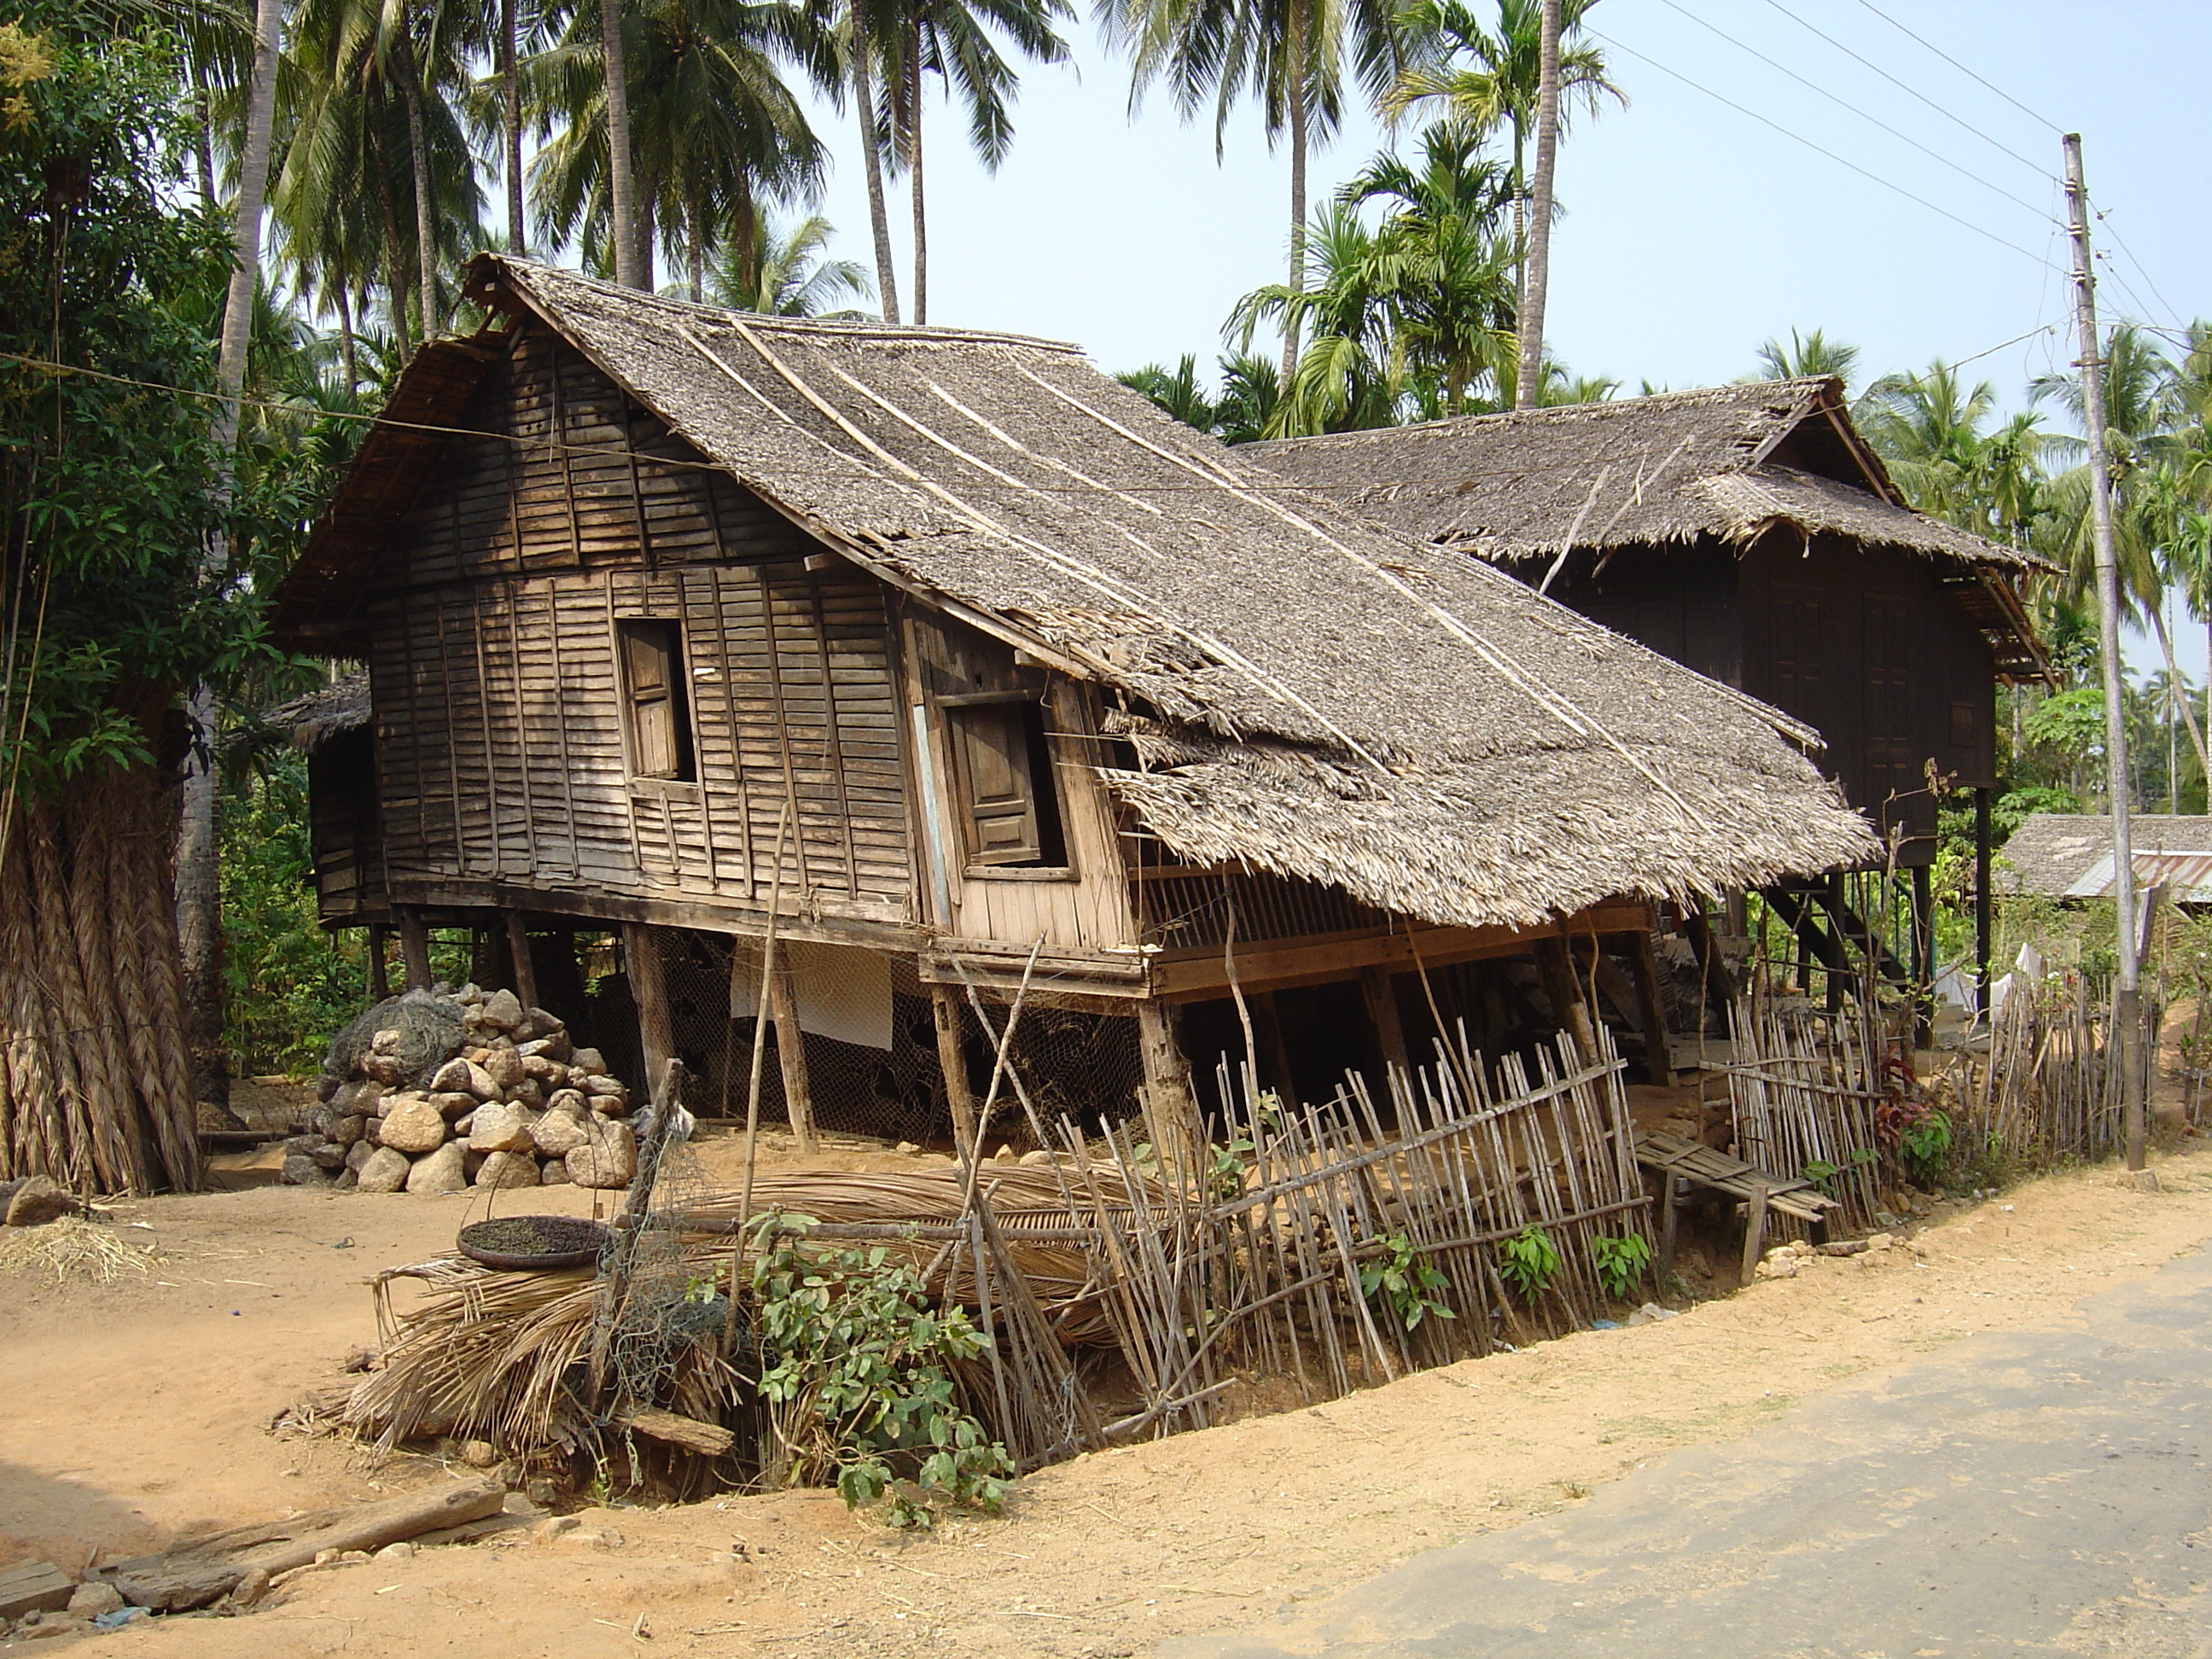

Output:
xmin=1590 ymin=31 xmax=2062 ymax=271
xmin=1657 ymin=0 xmax=2058 ymax=225
xmin=1847 ymin=0 xmax=2064 ymax=137
xmin=1752 ymin=0 xmax=2050 ymax=178
xmin=2089 ymin=198 xmax=2190 ymax=335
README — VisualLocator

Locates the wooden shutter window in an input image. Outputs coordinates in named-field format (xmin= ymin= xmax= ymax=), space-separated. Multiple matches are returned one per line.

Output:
xmin=950 ymin=701 xmax=1044 ymax=865
xmin=618 ymin=619 xmax=695 ymax=781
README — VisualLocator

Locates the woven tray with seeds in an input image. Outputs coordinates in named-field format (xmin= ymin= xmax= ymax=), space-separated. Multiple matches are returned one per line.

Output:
xmin=456 ymin=1215 xmax=613 ymax=1272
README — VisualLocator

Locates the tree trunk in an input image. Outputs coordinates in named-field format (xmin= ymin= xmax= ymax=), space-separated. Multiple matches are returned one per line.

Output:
xmin=688 ymin=225 xmax=703 ymax=304
xmin=908 ymin=38 xmax=927 ymax=327
xmin=1279 ymin=5 xmax=1307 ymax=389
xmin=0 ymin=740 xmax=203 ymax=1193
xmin=195 ymin=86 xmax=216 ymax=208
xmin=2149 ymin=603 xmax=2209 ymax=783
xmin=178 ymin=0 xmax=282 ymax=1119
xmin=503 ymin=0 xmax=525 ymax=253
xmin=634 ymin=183 xmax=655 ymax=293
xmin=1514 ymin=0 xmax=1561 ymax=410
xmin=335 ymin=277 xmax=357 ymax=393
xmin=601 ymin=0 xmax=643 ymax=288
xmin=852 ymin=14 xmax=900 ymax=324
xmin=400 ymin=43 xmax=439 ymax=337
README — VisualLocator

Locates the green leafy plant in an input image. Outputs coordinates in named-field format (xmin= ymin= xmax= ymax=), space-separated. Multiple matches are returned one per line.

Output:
xmin=1208 ymin=1133 xmax=1255 ymax=1201
xmin=750 ymin=1216 xmax=1012 ymax=1528
xmin=1359 ymin=1233 xmax=1455 ymax=1331
xmin=1590 ymin=1233 xmax=1652 ymax=1301
xmin=1497 ymin=1225 xmax=1560 ymax=1304
xmin=1899 ymin=1109 xmax=1955 ymax=1187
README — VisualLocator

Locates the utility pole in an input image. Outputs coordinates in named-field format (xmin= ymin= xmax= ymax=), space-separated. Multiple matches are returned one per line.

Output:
xmin=1514 ymin=0 xmax=1562 ymax=410
xmin=2064 ymin=131 xmax=2147 ymax=1176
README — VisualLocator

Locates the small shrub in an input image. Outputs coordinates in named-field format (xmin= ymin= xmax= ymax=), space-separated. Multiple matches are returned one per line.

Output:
xmin=750 ymin=1216 xmax=1012 ymax=1528
xmin=1591 ymin=1233 xmax=1652 ymax=1301
xmin=1359 ymin=1232 xmax=1455 ymax=1331
xmin=1899 ymin=1109 xmax=1954 ymax=1188
xmin=1497 ymin=1225 xmax=1560 ymax=1304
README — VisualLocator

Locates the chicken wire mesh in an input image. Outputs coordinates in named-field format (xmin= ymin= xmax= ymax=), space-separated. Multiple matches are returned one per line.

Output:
xmin=643 ymin=928 xmax=1148 ymax=1148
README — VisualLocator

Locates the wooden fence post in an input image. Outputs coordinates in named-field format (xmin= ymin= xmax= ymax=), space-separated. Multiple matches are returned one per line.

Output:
xmin=765 ymin=961 xmax=815 ymax=1150
xmin=930 ymin=984 xmax=977 ymax=1154
xmin=620 ymin=922 xmax=676 ymax=1104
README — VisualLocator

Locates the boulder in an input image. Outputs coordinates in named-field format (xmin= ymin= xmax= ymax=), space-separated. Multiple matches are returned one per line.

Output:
xmin=538 ymin=1158 xmax=573 ymax=1186
xmin=67 ymin=1582 xmax=124 ymax=1620
xmin=531 ymin=1110 xmax=590 ymax=1159
xmin=567 ymin=1121 xmax=637 ymax=1189
xmin=281 ymin=1154 xmax=332 ymax=1188
xmin=355 ymin=1147 xmax=412 ymax=1194
xmin=478 ymin=989 xmax=526 ymax=1033
xmin=469 ymin=1102 xmax=537 ymax=1154
xmin=480 ymin=1046 xmax=527 ymax=1094
xmin=521 ymin=1054 xmax=568 ymax=1087
xmin=345 ymin=1139 xmax=375 ymax=1174
xmin=459 ymin=1061 xmax=500 ymax=1102
xmin=428 ymin=1058 xmax=477 ymax=1095
xmin=524 ymin=1007 xmax=565 ymax=1037
xmin=569 ymin=1047 xmax=608 ymax=1077
xmin=380 ymin=1097 xmax=449 ymax=1155
xmin=370 ymin=1027 xmax=405 ymax=1056
xmin=474 ymin=1150 xmax=538 ymax=1190
xmin=330 ymin=1078 xmax=386 ymax=1115
xmin=309 ymin=1142 xmax=349 ymax=1172
xmin=329 ymin=1113 xmax=366 ymax=1149
xmin=581 ymin=1073 xmax=626 ymax=1104
xmin=520 ymin=1030 xmax=573 ymax=1064
xmin=509 ymin=1078 xmax=544 ymax=1112
xmin=323 ymin=991 xmax=468 ymax=1090
xmin=359 ymin=1051 xmax=406 ymax=1087
xmin=544 ymin=1089 xmax=588 ymax=1120
xmin=430 ymin=1091 xmax=477 ymax=1121
xmin=405 ymin=1141 xmax=469 ymax=1196
xmin=4 ymin=1176 xmax=77 ymax=1227
xmin=316 ymin=1071 xmax=343 ymax=1103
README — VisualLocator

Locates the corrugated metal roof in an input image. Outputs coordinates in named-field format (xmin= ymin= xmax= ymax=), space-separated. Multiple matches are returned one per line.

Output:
xmin=2063 ymin=848 xmax=2212 ymax=902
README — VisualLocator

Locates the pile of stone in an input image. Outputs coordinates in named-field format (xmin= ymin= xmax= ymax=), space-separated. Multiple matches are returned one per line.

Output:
xmin=283 ymin=986 xmax=637 ymax=1195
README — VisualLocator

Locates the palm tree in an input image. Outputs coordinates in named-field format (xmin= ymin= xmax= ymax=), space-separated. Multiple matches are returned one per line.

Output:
xmin=1750 ymin=327 xmax=1859 ymax=389
xmin=874 ymin=0 xmax=1068 ymax=324
xmin=1107 ymin=0 xmax=1413 ymax=383
xmin=707 ymin=212 xmax=873 ymax=314
xmin=1229 ymin=204 xmax=1406 ymax=435
xmin=528 ymin=0 xmax=832 ymax=300
xmin=1382 ymin=0 xmax=1620 ymax=323
xmin=1116 ymin=355 xmax=1219 ymax=430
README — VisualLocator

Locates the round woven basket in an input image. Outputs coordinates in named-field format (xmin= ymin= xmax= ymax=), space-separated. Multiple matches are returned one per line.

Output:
xmin=456 ymin=1215 xmax=613 ymax=1272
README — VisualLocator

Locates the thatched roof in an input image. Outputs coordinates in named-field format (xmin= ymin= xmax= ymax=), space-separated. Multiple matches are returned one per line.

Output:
xmin=1997 ymin=814 xmax=2212 ymax=901
xmin=1247 ymin=381 xmax=2049 ymax=679
xmin=278 ymin=258 xmax=1878 ymax=930
xmin=261 ymin=671 xmax=370 ymax=751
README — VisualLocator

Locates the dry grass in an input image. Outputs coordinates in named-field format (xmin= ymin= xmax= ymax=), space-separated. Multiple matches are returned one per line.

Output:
xmin=0 ymin=1215 xmax=160 ymax=1284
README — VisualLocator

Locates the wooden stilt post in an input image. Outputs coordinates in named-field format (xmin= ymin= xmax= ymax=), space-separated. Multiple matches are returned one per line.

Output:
xmin=1659 ymin=1171 xmax=1682 ymax=1274
xmin=1359 ymin=966 xmax=1411 ymax=1077
xmin=765 ymin=960 xmax=815 ymax=1150
xmin=395 ymin=908 xmax=433 ymax=992
xmin=1740 ymin=1184 xmax=1768 ymax=1287
xmin=1136 ymin=998 xmax=1200 ymax=1138
xmin=1250 ymin=991 xmax=1300 ymax=1107
xmin=367 ymin=925 xmax=392 ymax=1002
xmin=504 ymin=911 xmax=539 ymax=1013
xmin=1534 ymin=934 xmax=1596 ymax=1063
xmin=1623 ymin=918 xmax=1675 ymax=1086
xmin=1912 ymin=863 xmax=1936 ymax=1049
xmin=930 ymin=982 xmax=977 ymax=1155
xmin=1974 ymin=786 xmax=1994 ymax=1020
xmin=620 ymin=921 xmax=676 ymax=1103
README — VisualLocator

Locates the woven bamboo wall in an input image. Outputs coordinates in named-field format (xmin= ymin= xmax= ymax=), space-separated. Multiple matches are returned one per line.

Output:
xmin=363 ymin=327 xmax=913 ymax=922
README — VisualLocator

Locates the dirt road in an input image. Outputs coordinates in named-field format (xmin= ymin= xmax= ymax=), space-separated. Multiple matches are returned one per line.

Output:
xmin=5 ymin=1141 xmax=2210 ymax=1658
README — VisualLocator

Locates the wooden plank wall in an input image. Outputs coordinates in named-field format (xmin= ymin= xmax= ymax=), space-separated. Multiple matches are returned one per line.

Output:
xmin=361 ymin=324 xmax=912 ymax=923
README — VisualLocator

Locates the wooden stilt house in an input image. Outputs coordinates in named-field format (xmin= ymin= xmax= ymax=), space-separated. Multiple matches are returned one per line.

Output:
xmin=1248 ymin=383 xmax=2053 ymax=1007
xmin=271 ymin=259 xmax=1876 ymax=1138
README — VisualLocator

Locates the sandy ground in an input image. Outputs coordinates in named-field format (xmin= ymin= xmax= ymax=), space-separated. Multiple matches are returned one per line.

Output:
xmin=6 ymin=1126 xmax=2212 ymax=1658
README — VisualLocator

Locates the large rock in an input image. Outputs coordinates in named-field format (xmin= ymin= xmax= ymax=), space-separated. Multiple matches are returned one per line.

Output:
xmin=358 ymin=1051 xmax=405 ymax=1087
xmin=521 ymin=1054 xmax=568 ymax=1088
xmin=430 ymin=1091 xmax=477 ymax=1121
xmin=428 ymin=1059 xmax=477 ymax=1095
xmin=567 ymin=1121 xmax=637 ymax=1190
xmin=281 ymin=1154 xmax=332 ymax=1188
xmin=480 ymin=1046 xmax=527 ymax=1094
xmin=538 ymin=1159 xmax=573 ymax=1185
xmin=521 ymin=1029 xmax=573 ymax=1063
xmin=569 ymin=1047 xmax=607 ymax=1077
xmin=324 ymin=991 xmax=467 ymax=1090
xmin=380 ymin=1096 xmax=449 ymax=1155
xmin=469 ymin=1102 xmax=537 ymax=1154
xmin=330 ymin=1078 xmax=386 ymax=1115
xmin=531 ymin=1109 xmax=590 ymax=1158
xmin=5 ymin=1175 xmax=76 ymax=1227
xmin=544 ymin=1088 xmax=588 ymax=1120
xmin=581 ymin=1074 xmax=627 ymax=1113
xmin=459 ymin=1061 xmax=500 ymax=1102
xmin=509 ymin=1078 xmax=544 ymax=1112
xmin=356 ymin=1147 xmax=411 ymax=1194
xmin=476 ymin=989 xmax=526 ymax=1033
xmin=405 ymin=1141 xmax=469 ymax=1195
xmin=345 ymin=1139 xmax=376 ymax=1173
xmin=474 ymin=1150 xmax=538 ymax=1190
xmin=329 ymin=1113 xmax=366 ymax=1148
xmin=308 ymin=1141 xmax=349 ymax=1171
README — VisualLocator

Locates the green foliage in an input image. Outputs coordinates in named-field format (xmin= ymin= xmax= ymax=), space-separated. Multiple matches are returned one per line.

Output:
xmin=751 ymin=1217 xmax=1011 ymax=1528
xmin=1496 ymin=1224 xmax=1559 ymax=1304
xmin=1207 ymin=1132 xmax=1255 ymax=1202
xmin=1359 ymin=1232 xmax=1454 ymax=1331
xmin=218 ymin=749 xmax=364 ymax=1075
xmin=1898 ymin=1109 xmax=1955 ymax=1188
xmin=1589 ymin=1232 xmax=1651 ymax=1301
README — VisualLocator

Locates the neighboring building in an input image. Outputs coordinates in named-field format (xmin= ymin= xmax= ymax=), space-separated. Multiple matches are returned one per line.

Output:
xmin=1248 ymin=381 xmax=2052 ymax=1004
xmin=271 ymin=258 xmax=1873 ymax=1135
xmin=1998 ymin=814 xmax=2212 ymax=905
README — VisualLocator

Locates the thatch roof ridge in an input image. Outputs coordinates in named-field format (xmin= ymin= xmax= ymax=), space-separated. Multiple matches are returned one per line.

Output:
xmin=283 ymin=259 xmax=1882 ymax=928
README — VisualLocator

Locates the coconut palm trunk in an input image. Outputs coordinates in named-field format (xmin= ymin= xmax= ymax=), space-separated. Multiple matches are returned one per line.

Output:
xmin=1513 ymin=0 xmax=1558 ymax=407
xmin=503 ymin=0 xmax=525 ymax=251
xmin=399 ymin=40 xmax=439 ymax=332
xmin=852 ymin=14 xmax=900 ymax=323
xmin=601 ymin=0 xmax=643 ymax=286
xmin=1279 ymin=4 xmax=1307 ymax=387
xmin=908 ymin=34 xmax=927 ymax=325
xmin=178 ymin=0 xmax=282 ymax=1121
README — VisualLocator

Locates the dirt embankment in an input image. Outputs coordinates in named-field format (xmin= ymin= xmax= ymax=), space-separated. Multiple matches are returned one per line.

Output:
xmin=5 ymin=1140 xmax=2211 ymax=1658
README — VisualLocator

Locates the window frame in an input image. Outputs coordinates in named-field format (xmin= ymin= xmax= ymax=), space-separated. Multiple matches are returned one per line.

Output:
xmin=614 ymin=616 xmax=698 ymax=786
